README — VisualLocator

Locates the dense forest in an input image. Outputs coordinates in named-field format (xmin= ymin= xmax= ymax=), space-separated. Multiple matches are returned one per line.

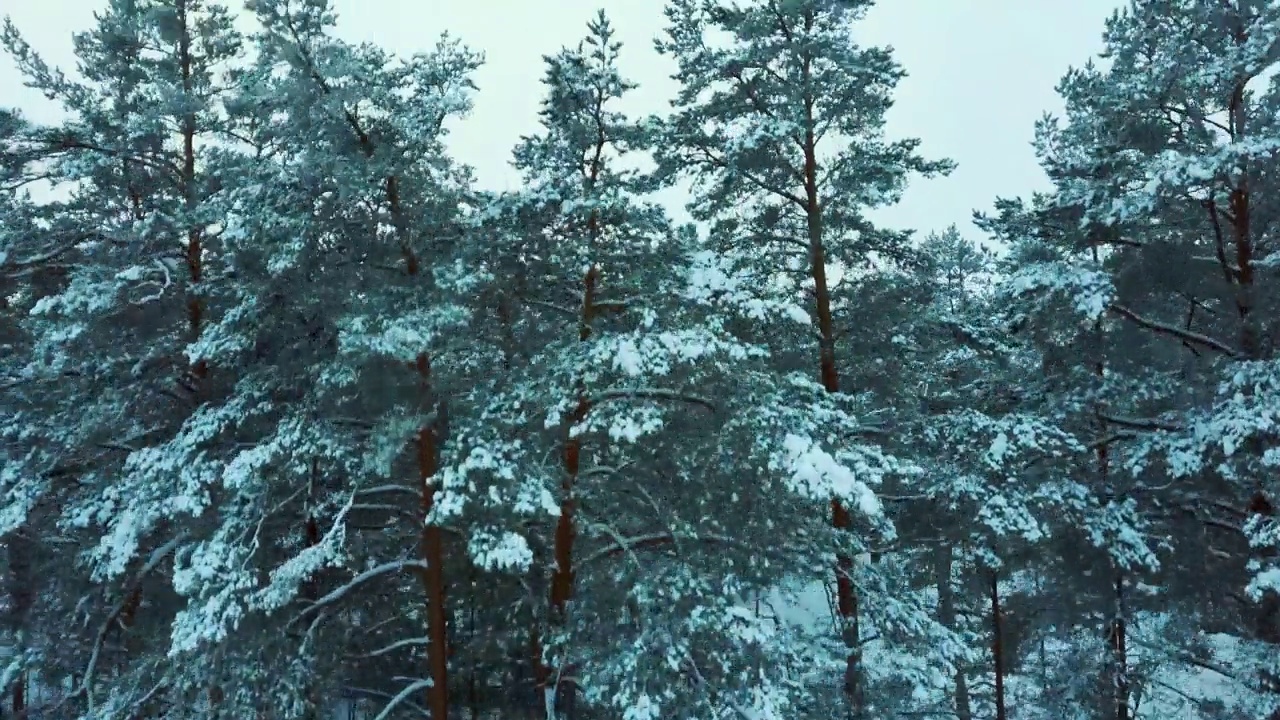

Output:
xmin=1 ymin=0 xmax=1278 ymax=718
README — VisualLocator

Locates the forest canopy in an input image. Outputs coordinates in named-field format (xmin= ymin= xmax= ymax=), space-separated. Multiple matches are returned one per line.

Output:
xmin=1 ymin=1 xmax=1279 ymax=719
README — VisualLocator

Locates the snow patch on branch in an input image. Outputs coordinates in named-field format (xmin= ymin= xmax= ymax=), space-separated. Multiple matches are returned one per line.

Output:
xmin=468 ymin=528 xmax=533 ymax=572
xmin=684 ymin=250 xmax=810 ymax=325
xmin=774 ymin=434 xmax=883 ymax=517
xmin=1003 ymin=261 xmax=1114 ymax=321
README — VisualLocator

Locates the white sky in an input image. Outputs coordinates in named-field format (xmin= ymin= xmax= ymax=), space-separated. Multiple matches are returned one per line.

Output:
xmin=1 ymin=0 xmax=1122 ymax=240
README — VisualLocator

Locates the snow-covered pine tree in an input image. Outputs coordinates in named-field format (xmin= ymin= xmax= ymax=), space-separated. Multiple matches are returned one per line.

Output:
xmin=910 ymin=229 xmax=1100 ymax=720
xmin=650 ymin=0 xmax=954 ymax=715
xmin=978 ymin=0 xmax=1280 ymax=715
xmin=0 ymin=0 xmax=245 ymax=713
xmin=150 ymin=0 xmax=485 ymax=716
xmin=446 ymin=12 xmax=831 ymax=717
xmin=446 ymin=11 xmax=682 ymax=715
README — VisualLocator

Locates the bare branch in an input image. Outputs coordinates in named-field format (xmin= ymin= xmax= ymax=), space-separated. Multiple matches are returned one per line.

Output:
xmin=372 ymin=679 xmax=436 ymax=720
xmin=1108 ymin=303 xmax=1239 ymax=357
xmin=291 ymin=559 xmax=430 ymax=626
xmin=1096 ymin=413 xmax=1183 ymax=433
xmin=131 ymin=259 xmax=172 ymax=306
xmin=355 ymin=636 xmax=430 ymax=660
xmin=691 ymin=145 xmax=806 ymax=207
xmin=581 ymin=530 xmax=793 ymax=567
xmin=357 ymin=484 xmax=419 ymax=498
xmin=521 ymin=297 xmax=578 ymax=316
xmin=590 ymin=388 xmax=716 ymax=413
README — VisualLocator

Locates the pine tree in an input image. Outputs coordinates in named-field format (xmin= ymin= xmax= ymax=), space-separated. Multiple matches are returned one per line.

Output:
xmin=1 ymin=1 xmax=245 ymax=713
xmin=976 ymin=0 xmax=1280 ymax=715
xmin=652 ymin=0 xmax=952 ymax=715
xmin=449 ymin=12 xmax=829 ymax=717
xmin=158 ymin=0 xmax=485 ymax=715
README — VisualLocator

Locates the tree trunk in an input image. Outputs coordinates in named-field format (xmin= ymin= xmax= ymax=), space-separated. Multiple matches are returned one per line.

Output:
xmin=1225 ymin=52 xmax=1256 ymax=359
xmin=6 ymin=529 xmax=31 ymax=720
xmin=530 ymin=626 xmax=546 ymax=720
xmin=302 ymin=475 xmax=322 ymax=720
xmin=935 ymin=544 xmax=971 ymax=720
xmin=543 ymin=262 xmax=598 ymax=719
xmin=469 ymin=570 xmax=480 ymax=720
xmin=11 ymin=674 xmax=24 ymax=719
xmin=175 ymin=0 xmax=206 ymax=379
xmin=411 ymin=354 xmax=450 ymax=720
xmin=1093 ymin=352 xmax=1128 ymax=720
xmin=990 ymin=570 xmax=1007 ymax=720
xmin=797 ymin=15 xmax=861 ymax=712
xmin=1109 ymin=574 xmax=1129 ymax=720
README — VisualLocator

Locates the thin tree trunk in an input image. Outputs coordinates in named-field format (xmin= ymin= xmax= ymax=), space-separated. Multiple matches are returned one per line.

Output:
xmin=113 ymin=9 xmax=204 ymax=713
xmin=302 ymin=466 xmax=322 ymax=720
xmin=7 ymin=538 xmax=28 ymax=717
xmin=1093 ymin=340 xmax=1128 ymax=720
xmin=11 ymin=675 xmax=24 ymax=719
xmin=7 ymin=530 xmax=30 ymax=720
xmin=990 ymin=570 xmax=1007 ymax=720
xmin=119 ymin=587 xmax=143 ymax=665
xmin=469 ymin=569 xmax=480 ymax=720
xmin=207 ymin=685 xmax=225 ymax=719
xmin=175 ymin=0 xmax=206 ymax=379
xmin=935 ymin=544 xmax=971 ymax=720
xmin=530 ymin=626 xmax=546 ymax=720
xmin=1226 ymin=55 xmax=1255 ymax=359
xmin=542 ymin=95 xmax=608 ymax=715
xmin=1110 ymin=574 xmax=1129 ymax=720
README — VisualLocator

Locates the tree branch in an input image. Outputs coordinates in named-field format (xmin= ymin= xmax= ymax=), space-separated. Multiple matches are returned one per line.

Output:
xmin=1108 ymin=303 xmax=1238 ymax=357
xmin=589 ymin=388 xmax=716 ymax=412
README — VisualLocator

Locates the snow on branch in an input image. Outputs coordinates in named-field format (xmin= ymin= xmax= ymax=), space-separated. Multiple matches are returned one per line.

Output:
xmin=773 ymin=434 xmax=884 ymax=517
xmin=468 ymin=528 xmax=534 ymax=572
xmin=1002 ymin=260 xmax=1114 ymax=321
xmin=590 ymin=388 xmax=717 ymax=413
xmin=291 ymin=559 xmax=430 ymax=627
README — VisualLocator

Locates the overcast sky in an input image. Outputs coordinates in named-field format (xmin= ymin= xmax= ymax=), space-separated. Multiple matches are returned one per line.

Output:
xmin=1 ymin=0 xmax=1122 ymax=240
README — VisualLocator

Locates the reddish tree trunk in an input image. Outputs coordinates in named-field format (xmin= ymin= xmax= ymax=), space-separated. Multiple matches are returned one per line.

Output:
xmin=550 ymin=392 xmax=590 ymax=622
xmin=537 ymin=81 xmax=609 ymax=717
xmin=541 ymin=264 xmax=598 ymax=718
xmin=798 ymin=25 xmax=862 ymax=711
xmin=332 ymin=67 xmax=449 ymax=711
xmin=412 ymin=354 xmax=450 ymax=720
